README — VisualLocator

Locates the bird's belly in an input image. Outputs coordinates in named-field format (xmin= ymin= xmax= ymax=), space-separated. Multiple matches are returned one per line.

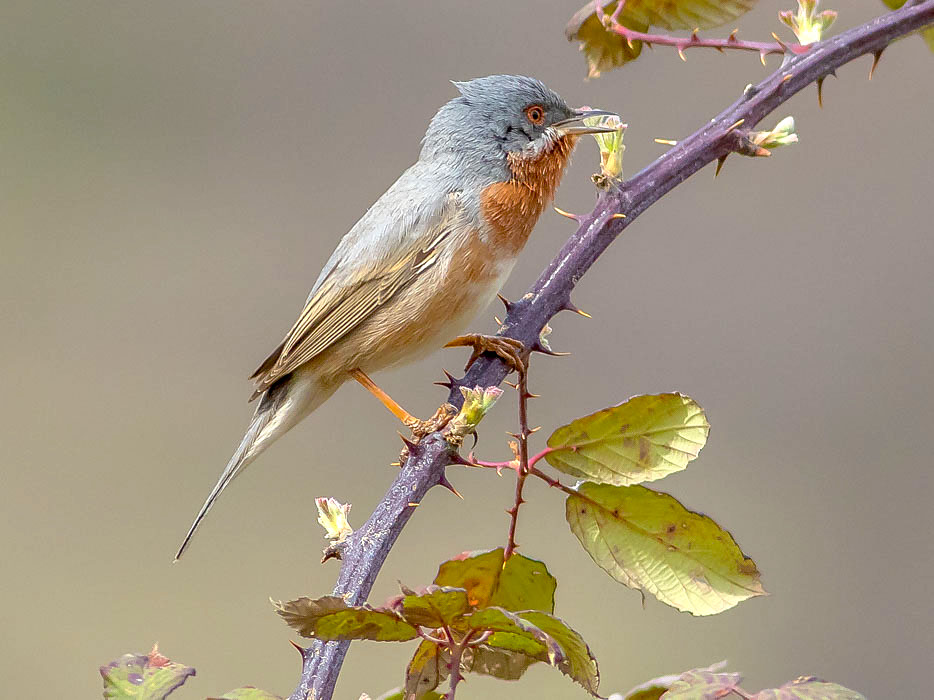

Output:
xmin=316 ymin=248 xmax=517 ymax=378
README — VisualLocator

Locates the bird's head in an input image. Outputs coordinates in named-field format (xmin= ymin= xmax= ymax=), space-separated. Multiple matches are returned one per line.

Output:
xmin=421 ymin=75 xmax=617 ymax=175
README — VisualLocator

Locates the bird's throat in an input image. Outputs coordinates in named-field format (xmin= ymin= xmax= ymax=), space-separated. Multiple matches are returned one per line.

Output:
xmin=479 ymin=134 xmax=578 ymax=256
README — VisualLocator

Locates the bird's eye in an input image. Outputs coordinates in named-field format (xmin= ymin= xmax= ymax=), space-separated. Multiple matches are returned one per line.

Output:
xmin=525 ymin=105 xmax=546 ymax=126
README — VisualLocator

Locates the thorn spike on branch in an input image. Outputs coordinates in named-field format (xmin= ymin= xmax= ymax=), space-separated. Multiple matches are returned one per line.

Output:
xmin=553 ymin=205 xmax=579 ymax=220
xmin=816 ymin=77 xmax=825 ymax=107
xmin=438 ymin=472 xmax=463 ymax=499
xmin=398 ymin=434 xmax=419 ymax=452
xmin=496 ymin=293 xmax=513 ymax=312
xmin=611 ymin=213 xmax=626 ymax=219
xmin=869 ymin=49 xmax=884 ymax=80
xmin=760 ymin=51 xmax=767 ymax=66
xmin=678 ymin=46 xmax=687 ymax=61
xmin=715 ymin=155 xmax=728 ymax=177
xmin=726 ymin=118 xmax=745 ymax=134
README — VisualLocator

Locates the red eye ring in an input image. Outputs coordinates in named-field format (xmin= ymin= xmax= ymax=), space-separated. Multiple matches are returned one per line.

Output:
xmin=525 ymin=105 xmax=545 ymax=126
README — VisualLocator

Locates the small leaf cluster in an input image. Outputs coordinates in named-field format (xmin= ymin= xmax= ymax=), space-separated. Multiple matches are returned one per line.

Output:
xmin=275 ymin=548 xmax=598 ymax=699
xmin=619 ymin=663 xmax=865 ymax=699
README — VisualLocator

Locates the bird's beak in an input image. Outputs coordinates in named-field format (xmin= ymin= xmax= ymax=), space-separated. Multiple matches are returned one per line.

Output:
xmin=553 ymin=109 xmax=620 ymax=136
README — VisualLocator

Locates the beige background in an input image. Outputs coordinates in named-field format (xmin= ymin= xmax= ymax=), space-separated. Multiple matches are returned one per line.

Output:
xmin=2 ymin=1 xmax=932 ymax=698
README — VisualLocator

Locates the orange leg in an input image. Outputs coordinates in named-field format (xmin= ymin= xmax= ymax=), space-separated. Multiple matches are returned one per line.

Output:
xmin=349 ymin=368 xmax=420 ymax=426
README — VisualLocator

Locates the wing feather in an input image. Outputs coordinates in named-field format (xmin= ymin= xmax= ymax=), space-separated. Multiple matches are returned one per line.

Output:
xmin=250 ymin=190 xmax=461 ymax=392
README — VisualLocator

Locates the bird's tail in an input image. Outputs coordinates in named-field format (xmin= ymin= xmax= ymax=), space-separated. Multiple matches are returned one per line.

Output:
xmin=174 ymin=372 xmax=334 ymax=561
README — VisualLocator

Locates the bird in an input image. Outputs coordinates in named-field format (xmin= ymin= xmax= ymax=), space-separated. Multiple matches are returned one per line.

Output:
xmin=174 ymin=74 xmax=617 ymax=560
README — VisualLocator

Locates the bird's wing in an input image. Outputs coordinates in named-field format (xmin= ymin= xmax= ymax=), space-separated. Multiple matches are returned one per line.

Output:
xmin=250 ymin=181 xmax=463 ymax=392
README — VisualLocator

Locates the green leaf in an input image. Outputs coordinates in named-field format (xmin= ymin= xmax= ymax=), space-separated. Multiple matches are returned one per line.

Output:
xmin=404 ymin=640 xmax=448 ymax=700
xmin=377 ymin=691 xmax=443 ymax=700
xmin=434 ymin=548 xmax=556 ymax=613
xmin=463 ymin=648 xmax=534 ymax=681
xmin=546 ymin=393 xmax=709 ymax=486
xmin=519 ymin=611 xmax=600 ymax=695
xmin=210 ymin=688 xmax=282 ymax=700
xmin=751 ymin=677 xmax=865 ymax=699
xmin=566 ymin=0 xmax=757 ymax=76
xmin=566 ymin=483 xmax=765 ymax=615
xmin=465 ymin=607 xmax=564 ymax=664
xmin=100 ymin=646 xmax=195 ymax=700
xmin=274 ymin=595 xmax=418 ymax=641
xmin=396 ymin=586 xmax=472 ymax=628
xmin=464 ymin=608 xmax=599 ymax=694
xmin=661 ymin=667 xmax=743 ymax=697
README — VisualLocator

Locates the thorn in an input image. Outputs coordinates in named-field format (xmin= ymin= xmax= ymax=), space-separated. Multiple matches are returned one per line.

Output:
xmin=531 ymin=342 xmax=570 ymax=357
xmin=691 ymin=28 xmax=699 ymax=41
xmin=289 ymin=639 xmax=304 ymax=655
xmin=447 ymin=452 xmax=473 ymax=467
xmin=398 ymin=433 xmax=419 ymax=452
xmin=726 ymin=118 xmax=745 ymax=134
xmin=781 ymin=73 xmax=793 ymax=83
xmin=760 ymin=51 xmax=767 ymax=66
xmin=407 ymin=502 xmax=419 ymax=507
xmin=869 ymin=48 xmax=884 ymax=80
xmin=528 ymin=426 xmax=542 ymax=434
xmin=496 ymin=293 xmax=513 ymax=312
xmin=816 ymin=76 xmax=825 ymax=108
xmin=625 ymin=36 xmax=635 ymax=50
xmin=553 ymin=205 xmax=579 ymax=220
xmin=562 ymin=300 xmax=592 ymax=318
xmin=493 ymin=315 xmax=503 ymax=326
xmin=610 ymin=213 xmax=626 ymax=219
xmin=525 ymin=392 xmax=541 ymax=399
xmin=507 ymin=431 xmax=521 ymax=440
xmin=438 ymin=473 xmax=463 ymax=499
xmin=390 ymin=461 xmax=401 ymax=467
xmin=729 ymin=28 xmax=739 ymax=42
xmin=434 ymin=369 xmax=457 ymax=390
xmin=715 ymin=154 xmax=728 ymax=177
xmin=654 ymin=138 xmax=678 ymax=145
xmin=504 ymin=380 xmax=518 ymax=389
xmin=771 ymin=32 xmax=790 ymax=53
xmin=677 ymin=45 xmax=687 ymax=61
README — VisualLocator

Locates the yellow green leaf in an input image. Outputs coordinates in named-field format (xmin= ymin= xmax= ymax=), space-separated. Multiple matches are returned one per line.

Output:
xmin=520 ymin=611 xmax=600 ymax=695
xmin=566 ymin=0 xmax=758 ymax=75
xmin=100 ymin=646 xmax=195 ymax=700
xmin=463 ymin=648 xmax=534 ymax=681
xmin=211 ymin=689 xmax=282 ymax=700
xmin=566 ymin=483 xmax=765 ymax=616
xmin=396 ymin=586 xmax=472 ymax=628
xmin=273 ymin=596 xmax=417 ymax=641
xmin=404 ymin=640 xmax=448 ymax=700
xmin=433 ymin=548 xmax=556 ymax=613
xmin=662 ymin=667 xmax=743 ymax=697
xmin=546 ymin=393 xmax=709 ymax=486
xmin=751 ymin=676 xmax=865 ymax=699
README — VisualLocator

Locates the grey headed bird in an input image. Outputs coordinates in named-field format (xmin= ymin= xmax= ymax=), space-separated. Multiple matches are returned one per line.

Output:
xmin=175 ymin=75 xmax=617 ymax=560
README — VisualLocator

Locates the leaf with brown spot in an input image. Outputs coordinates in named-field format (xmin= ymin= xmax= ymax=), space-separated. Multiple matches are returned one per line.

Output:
xmin=566 ymin=482 xmax=765 ymax=616
xmin=433 ymin=548 xmax=556 ymax=613
xmin=567 ymin=0 xmax=758 ymax=76
xmin=403 ymin=640 xmax=448 ymax=700
xmin=661 ymin=667 xmax=743 ymax=697
xmin=395 ymin=586 xmax=472 ymax=628
xmin=100 ymin=646 xmax=196 ymax=700
xmin=273 ymin=596 xmax=418 ymax=641
xmin=751 ymin=676 xmax=865 ymax=699
xmin=546 ymin=393 xmax=709 ymax=486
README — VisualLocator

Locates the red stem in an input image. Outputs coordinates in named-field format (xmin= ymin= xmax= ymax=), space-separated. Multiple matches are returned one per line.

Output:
xmin=595 ymin=0 xmax=809 ymax=62
xmin=503 ymin=370 xmax=532 ymax=560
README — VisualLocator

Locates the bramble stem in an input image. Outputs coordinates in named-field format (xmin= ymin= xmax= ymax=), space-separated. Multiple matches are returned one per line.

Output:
xmin=503 ymin=370 xmax=532 ymax=560
xmin=288 ymin=4 xmax=934 ymax=698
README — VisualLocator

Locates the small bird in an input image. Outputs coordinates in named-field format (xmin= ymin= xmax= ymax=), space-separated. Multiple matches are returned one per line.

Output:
xmin=175 ymin=75 xmax=616 ymax=560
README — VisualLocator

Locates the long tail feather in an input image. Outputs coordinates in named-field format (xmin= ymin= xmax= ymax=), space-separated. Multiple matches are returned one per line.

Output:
xmin=174 ymin=386 xmax=297 ymax=561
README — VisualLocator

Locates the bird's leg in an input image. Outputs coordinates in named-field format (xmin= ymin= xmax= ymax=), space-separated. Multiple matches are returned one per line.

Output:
xmin=348 ymin=369 xmax=456 ymax=457
xmin=444 ymin=334 xmax=529 ymax=375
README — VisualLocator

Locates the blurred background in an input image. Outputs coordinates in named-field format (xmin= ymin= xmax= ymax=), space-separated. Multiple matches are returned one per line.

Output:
xmin=2 ymin=1 xmax=932 ymax=697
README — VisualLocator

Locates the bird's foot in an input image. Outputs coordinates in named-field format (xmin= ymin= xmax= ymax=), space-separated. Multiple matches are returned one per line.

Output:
xmin=444 ymin=334 xmax=529 ymax=375
xmin=399 ymin=402 xmax=457 ymax=463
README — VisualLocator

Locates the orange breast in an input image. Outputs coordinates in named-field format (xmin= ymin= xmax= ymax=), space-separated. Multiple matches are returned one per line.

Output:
xmin=479 ymin=134 xmax=578 ymax=257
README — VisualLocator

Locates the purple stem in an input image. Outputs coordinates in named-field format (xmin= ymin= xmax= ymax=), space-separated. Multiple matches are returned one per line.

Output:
xmin=289 ymin=3 xmax=934 ymax=698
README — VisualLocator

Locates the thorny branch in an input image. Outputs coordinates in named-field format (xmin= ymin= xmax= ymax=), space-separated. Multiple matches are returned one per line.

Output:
xmin=288 ymin=3 xmax=934 ymax=699
xmin=594 ymin=0 xmax=809 ymax=63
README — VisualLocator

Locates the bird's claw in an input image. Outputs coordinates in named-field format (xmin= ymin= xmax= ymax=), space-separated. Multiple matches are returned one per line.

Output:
xmin=399 ymin=403 xmax=457 ymax=463
xmin=445 ymin=334 xmax=529 ymax=376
